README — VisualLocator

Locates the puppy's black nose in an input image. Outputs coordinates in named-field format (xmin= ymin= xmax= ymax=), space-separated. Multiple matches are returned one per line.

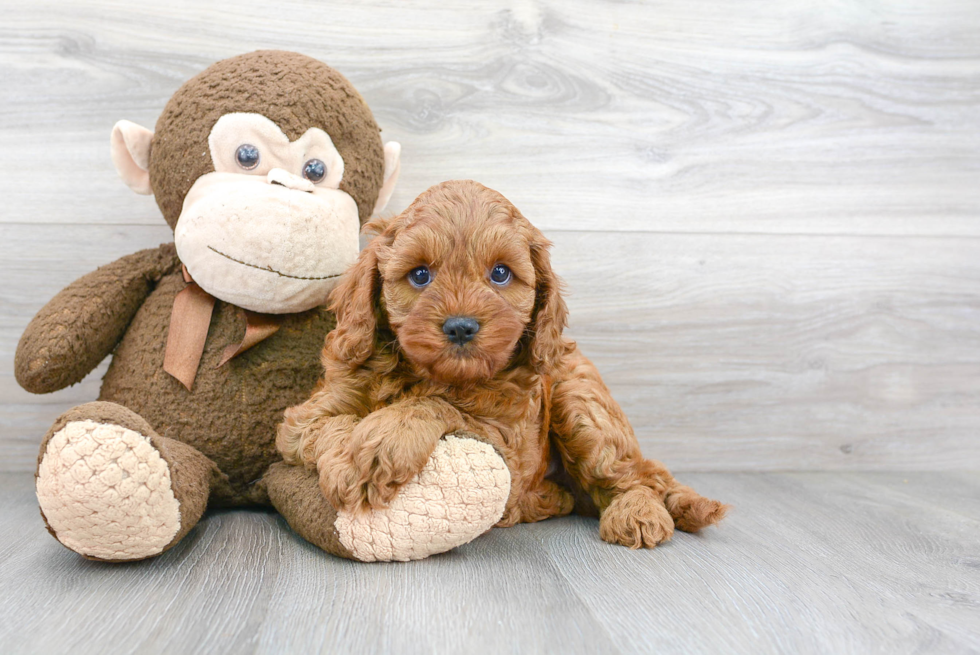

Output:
xmin=443 ymin=316 xmax=480 ymax=346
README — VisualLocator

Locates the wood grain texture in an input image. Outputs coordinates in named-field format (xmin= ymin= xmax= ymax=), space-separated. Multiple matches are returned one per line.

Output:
xmin=1 ymin=0 xmax=979 ymax=472
xmin=2 ymin=225 xmax=977 ymax=471
xmin=1 ymin=471 xmax=978 ymax=654
xmin=2 ymin=0 xmax=979 ymax=235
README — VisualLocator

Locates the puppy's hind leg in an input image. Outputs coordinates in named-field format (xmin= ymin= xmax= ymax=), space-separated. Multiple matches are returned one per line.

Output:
xmin=596 ymin=469 xmax=729 ymax=546
xmin=664 ymin=481 xmax=729 ymax=533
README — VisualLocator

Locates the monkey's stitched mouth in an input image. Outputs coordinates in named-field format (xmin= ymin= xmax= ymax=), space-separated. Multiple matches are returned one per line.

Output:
xmin=208 ymin=246 xmax=342 ymax=281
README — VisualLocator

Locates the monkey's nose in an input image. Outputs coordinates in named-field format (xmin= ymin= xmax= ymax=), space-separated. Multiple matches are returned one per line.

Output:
xmin=267 ymin=168 xmax=315 ymax=192
xmin=443 ymin=317 xmax=480 ymax=346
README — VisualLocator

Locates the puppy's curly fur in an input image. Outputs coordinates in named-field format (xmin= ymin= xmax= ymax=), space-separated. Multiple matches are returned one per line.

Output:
xmin=278 ymin=180 xmax=727 ymax=548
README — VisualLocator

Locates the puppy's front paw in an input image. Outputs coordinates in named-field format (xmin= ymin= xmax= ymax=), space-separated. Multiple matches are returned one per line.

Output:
xmin=599 ymin=486 xmax=675 ymax=549
xmin=319 ymin=416 xmax=441 ymax=513
xmin=318 ymin=454 xmax=369 ymax=513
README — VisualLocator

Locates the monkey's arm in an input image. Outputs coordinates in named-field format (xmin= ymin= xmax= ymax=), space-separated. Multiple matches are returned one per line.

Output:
xmin=15 ymin=243 xmax=181 ymax=394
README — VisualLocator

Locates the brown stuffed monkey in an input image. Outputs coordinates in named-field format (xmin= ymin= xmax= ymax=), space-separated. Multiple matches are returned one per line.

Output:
xmin=12 ymin=50 xmax=494 ymax=562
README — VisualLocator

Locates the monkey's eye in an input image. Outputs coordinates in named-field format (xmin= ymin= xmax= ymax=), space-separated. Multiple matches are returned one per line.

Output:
xmin=303 ymin=159 xmax=326 ymax=183
xmin=490 ymin=264 xmax=512 ymax=285
xmin=235 ymin=144 xmax=260 ymax=170
xmin=408 ymin=266 xmax=432 ymax=288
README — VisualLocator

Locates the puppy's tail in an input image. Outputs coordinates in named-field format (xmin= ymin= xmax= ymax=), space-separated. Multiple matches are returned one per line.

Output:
xmin=664 ymin=481 xmax=730 ymax=533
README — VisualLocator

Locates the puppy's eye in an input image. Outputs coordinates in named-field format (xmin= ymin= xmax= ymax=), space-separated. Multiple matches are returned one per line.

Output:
xmin=303 ymin=158 xmax=326 ymax=183
xmin=408 ymin=266 xmax=432 ymax=288
xmin=490 ymin=264 xmax=512 ymax=286
xmin=236 ymin=144 xmax=260 ymax=170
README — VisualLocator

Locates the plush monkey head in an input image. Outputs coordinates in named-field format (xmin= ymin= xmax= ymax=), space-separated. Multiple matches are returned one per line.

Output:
xmin=111 ymin=51 xmax=400 ymax=314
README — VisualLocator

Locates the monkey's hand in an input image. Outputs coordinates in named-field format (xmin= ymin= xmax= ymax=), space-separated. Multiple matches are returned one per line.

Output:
xmin=15 ymin=244 xmax=180 ymax=394
xmin=317 ymin=398 xmax=461 ymax=513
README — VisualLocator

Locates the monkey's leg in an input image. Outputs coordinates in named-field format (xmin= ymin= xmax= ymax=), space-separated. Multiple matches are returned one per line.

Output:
xmin=266 ymin=434 xmax=511 ymax=562
xmin=35 ymin=401 xmax=221 ymax=562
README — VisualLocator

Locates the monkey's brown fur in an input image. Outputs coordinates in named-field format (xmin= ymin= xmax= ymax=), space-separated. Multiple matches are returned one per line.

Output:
xmin=150 ymin=50 xmax=384 ymax=229
xmin=16 ymin=52 xmax=388 ymax=560
xmin=279 ymin=180 xmax=728 ymax=548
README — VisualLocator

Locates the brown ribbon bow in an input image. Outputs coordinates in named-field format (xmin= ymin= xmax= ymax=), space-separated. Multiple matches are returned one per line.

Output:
xmin=163 ymin=266 xmax=281 ymax=390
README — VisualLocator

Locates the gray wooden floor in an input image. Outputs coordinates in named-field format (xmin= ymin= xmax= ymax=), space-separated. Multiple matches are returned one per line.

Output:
xmin=1 ymin=471 xmax=978 ymax=655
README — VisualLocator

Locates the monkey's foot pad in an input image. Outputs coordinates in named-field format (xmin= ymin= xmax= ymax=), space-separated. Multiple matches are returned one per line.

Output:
xmin=36 ymin=420 xmax=180 ymax=561
xmin=335 ymin=435 xmax=511 ymax=562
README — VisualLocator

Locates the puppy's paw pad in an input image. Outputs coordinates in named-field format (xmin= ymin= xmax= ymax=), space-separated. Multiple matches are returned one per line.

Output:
xmin=599 ymin=487 xmax=674 ymax=549
xmin=335 ymin=436 xmax=510 ymax=562
xmin=36 ymin=420 xmax=180 ymax=560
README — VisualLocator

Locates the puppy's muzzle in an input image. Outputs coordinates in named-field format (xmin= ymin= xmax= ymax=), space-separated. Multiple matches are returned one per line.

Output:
xmin=443 ymin=317 xmax=480 ymax=346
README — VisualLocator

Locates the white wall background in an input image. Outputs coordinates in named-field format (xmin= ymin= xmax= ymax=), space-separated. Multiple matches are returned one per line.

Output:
xmin=1 ymin=0 xmax=978 ymax=472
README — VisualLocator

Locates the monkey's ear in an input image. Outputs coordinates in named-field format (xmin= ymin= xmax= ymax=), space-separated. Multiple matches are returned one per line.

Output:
xmin=110 ymin=120 xmax=154 ymax=195
xmin=372 ymin=141 xmax=401 ymax=215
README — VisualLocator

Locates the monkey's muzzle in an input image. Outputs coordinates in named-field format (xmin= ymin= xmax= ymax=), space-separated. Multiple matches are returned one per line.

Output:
xmin=175 ymin=172 xmax=360 ymax=314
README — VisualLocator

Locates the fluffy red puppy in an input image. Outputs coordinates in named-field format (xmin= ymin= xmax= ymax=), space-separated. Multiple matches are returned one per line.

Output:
xmin=278 ymin=180 xmax=727 ymax=549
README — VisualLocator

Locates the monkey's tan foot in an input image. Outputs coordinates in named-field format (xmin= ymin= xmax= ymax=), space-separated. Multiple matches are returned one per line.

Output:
xmin=35 ymin=402 xmax=215 ymax=562
xmin=598 ymin=486 xmax=675 ymax=549
xmin=337 ymin=435 xmax=511 ymax=561
xmin=268 ymin=435 xmax=511 ymax=562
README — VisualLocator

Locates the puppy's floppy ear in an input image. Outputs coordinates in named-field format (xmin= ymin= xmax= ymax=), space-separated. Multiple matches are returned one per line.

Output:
xmin=528 ymin=230 xmax=569 ymax=373
xmin=326 ymin=218 xmax=392 ymax=367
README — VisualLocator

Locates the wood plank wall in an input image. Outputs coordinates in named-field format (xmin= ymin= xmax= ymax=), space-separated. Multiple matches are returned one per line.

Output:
xmin=1 ymin=0 xmax=978 ymax=472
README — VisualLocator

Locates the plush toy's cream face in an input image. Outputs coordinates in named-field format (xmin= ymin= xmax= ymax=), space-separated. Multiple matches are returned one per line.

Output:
xmin=174 ymin=113 xmax=360 ymax=314
xmin=111 ymin=110 xmax=401 ymax=315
